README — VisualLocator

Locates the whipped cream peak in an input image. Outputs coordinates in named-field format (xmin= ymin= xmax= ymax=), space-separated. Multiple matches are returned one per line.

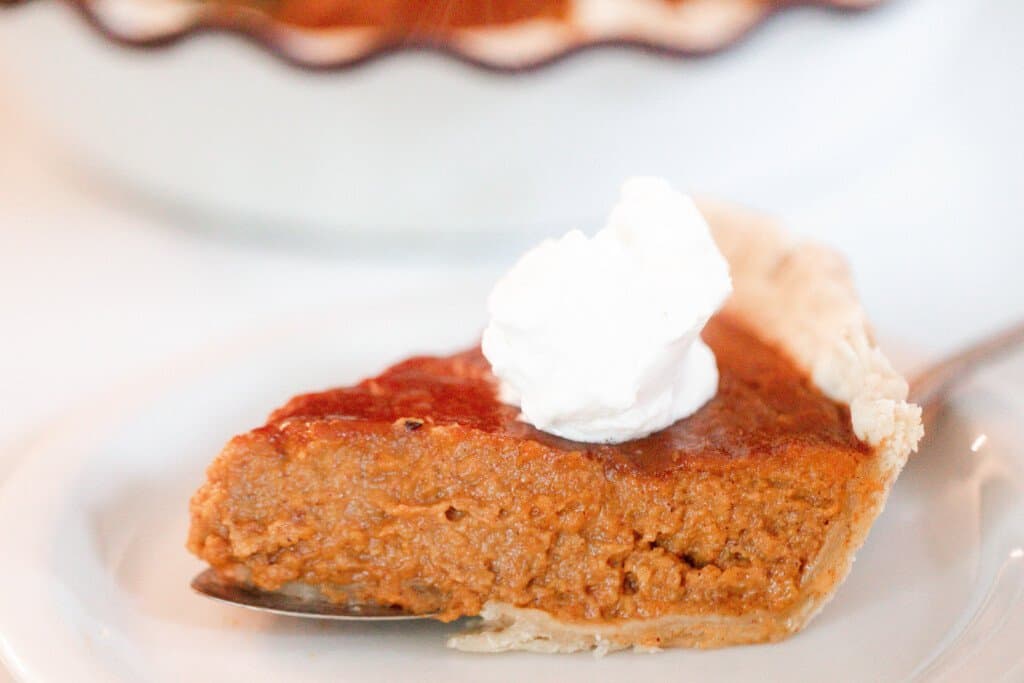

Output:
xmin=481 ymin=177 xmax=732 ymax=444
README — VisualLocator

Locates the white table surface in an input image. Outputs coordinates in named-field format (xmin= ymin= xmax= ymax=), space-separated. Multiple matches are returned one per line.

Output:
xmin=1 ymin=3 xmax=1023 ymax=676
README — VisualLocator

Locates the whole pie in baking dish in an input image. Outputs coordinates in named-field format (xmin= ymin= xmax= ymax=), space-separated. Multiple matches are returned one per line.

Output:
xmin=23 ymin=0 xmax=885 ymax=69
xmin=187 ymin=201 xmax=922 ymax=652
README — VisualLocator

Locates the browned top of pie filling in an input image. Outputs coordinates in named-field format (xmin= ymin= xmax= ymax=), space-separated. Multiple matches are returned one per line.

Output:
xmin=189 ymin=314 xmax=871 ymax=626
xmin=269 ymin=315 xmax=867 ymax=474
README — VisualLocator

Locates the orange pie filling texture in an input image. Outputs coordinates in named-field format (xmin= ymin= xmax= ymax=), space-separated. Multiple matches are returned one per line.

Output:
xmin=268 ymin=0 xmax=572 ymax=31
xmin=188 ymin=315 xmax=872 ymax=623
xmin=218 ymin=0 xmax=696 ymax=33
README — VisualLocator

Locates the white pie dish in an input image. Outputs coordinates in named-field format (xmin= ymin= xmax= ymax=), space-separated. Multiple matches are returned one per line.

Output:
xmin=0 ymin=0 xmax=965 ymax=240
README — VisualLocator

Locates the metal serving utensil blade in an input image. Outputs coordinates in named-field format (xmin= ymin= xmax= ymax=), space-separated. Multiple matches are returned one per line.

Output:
xmin=190 ymin=569 xmax=438 ymax=620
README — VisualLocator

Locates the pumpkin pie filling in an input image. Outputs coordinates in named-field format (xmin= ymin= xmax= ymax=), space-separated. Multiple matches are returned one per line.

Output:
xmin=187 ymin=314 xmax=873 ymax=625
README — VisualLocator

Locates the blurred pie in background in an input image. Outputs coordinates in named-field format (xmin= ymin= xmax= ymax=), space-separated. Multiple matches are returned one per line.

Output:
xmin=3 ymin=0 xmax=883 ymax=67
xmin=0 ymin=0 xmax=910 ymax=245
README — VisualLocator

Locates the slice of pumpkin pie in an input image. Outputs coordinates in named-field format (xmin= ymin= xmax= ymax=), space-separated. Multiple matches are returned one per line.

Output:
xmin=188 ymin=184 xmax=922 ymax=653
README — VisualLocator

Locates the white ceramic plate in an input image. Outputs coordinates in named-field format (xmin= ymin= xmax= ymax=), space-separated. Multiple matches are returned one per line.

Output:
xmin=1 ymin=287 xmax=1022 ymax=682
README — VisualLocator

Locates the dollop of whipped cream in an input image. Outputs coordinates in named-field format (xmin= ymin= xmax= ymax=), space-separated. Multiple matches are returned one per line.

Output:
xmin=481 ymin=177 xmax=733 ymax=444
